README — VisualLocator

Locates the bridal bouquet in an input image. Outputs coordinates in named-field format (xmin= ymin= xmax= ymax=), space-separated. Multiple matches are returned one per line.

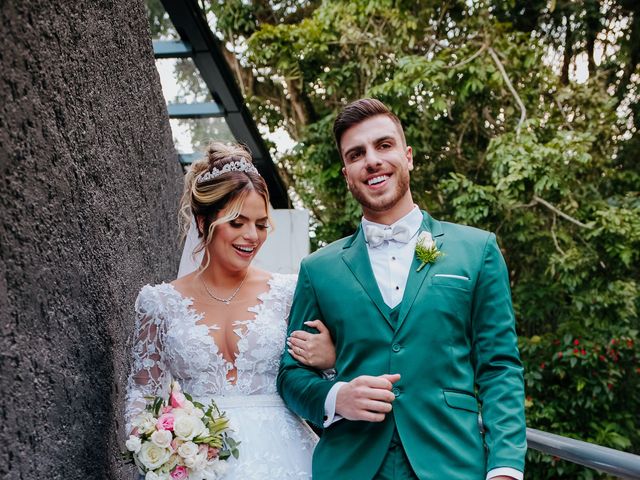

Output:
xmin=124 ymin=381 xmax=239 ymax=480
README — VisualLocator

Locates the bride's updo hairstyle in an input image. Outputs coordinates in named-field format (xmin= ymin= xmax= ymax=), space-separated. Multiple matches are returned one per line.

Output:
xmin=180 ymin=142 xmax=271 ymax=270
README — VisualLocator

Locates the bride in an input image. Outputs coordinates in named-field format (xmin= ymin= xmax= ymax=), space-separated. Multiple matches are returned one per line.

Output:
xmin=125 ymin=142 xmax=335 ymax=479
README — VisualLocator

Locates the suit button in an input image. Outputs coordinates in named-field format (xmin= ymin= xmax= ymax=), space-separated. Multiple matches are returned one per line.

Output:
xmin=392 ymin=344 xmax=401 ymax=352
xmin=392 ymin=388 xmax=400 ymax=397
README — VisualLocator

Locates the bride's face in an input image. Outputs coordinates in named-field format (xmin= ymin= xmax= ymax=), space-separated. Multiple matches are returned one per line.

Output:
xmin=209 ymin=190 xmax=269 ymax=272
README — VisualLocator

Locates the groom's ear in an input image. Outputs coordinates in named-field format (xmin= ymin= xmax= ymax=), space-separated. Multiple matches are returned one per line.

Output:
xmin=406 ymin=145 xmax=414 ymax=171
xmin=341 ymin=167 xmax=350 ymax=190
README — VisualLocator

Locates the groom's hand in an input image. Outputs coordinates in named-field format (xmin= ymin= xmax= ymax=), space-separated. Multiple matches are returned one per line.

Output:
xmin=335 ymin=374 xmax=401 ymax=422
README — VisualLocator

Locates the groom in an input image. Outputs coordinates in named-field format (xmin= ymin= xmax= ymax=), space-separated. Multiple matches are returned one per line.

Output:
xmin=278 ymin=98 xmax=526 ymax=479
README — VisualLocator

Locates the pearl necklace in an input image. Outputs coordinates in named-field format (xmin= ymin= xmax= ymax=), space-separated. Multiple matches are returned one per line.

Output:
xmin=201 ymin=271 xmax=249 ymax=305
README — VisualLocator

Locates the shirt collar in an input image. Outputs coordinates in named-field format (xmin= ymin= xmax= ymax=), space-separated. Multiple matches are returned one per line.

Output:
xmin=361 ymin=206 xmax=423 ymax=235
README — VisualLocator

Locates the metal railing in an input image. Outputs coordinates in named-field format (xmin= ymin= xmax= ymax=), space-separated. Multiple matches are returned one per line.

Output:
xmin=527 ymin=428 xmax=640 ymax=479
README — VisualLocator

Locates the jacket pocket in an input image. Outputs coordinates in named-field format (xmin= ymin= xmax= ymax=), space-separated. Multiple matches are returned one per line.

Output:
xmin=432 ymin=274 xmax=471 ymax=291
xmin=443 ymin=390 xmax=479 ymax=413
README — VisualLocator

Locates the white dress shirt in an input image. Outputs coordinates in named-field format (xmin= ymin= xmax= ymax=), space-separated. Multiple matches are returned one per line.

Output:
xmin=321 ymin=206 xmax=522 ymax=480
xmin=362 ymin=207 xmax=424 ymax=307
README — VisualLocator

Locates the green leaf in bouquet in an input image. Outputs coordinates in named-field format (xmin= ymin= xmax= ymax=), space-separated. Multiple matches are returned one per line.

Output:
xmin=213 ymin=439 xmax=224 ymax=448
xmin=232 ymin=447 xmax=240 ymax=459
xmin=132 ymin=453 xmax=146 ymax=474
xmin=120 ymin=451 xmax=134 ymax=462
xmin=152 ymin=396 xmax=163 ymax=416
xmin=208 ymin=400 xmax=223 ymax=416
xmin=207 ymin=438 xmax=223 ymax=448
xmin=144 ymin=395 xmax=156 ymax=412
xmin=207 ymin=417 xmax=230 ymax=435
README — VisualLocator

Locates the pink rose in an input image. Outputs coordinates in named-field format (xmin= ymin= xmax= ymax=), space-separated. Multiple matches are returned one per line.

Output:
xmin=162 ymin=406 xmax=174 ymax=414
xmin=157 ymin=413 xmax=175 ymax=431
xmin=207 ymin=446 xmax=219 ymax=460
xmin=170 ymin=390 xmax=186 ymax=408
xmin=171 ymin=466 xmax=189 ymax=479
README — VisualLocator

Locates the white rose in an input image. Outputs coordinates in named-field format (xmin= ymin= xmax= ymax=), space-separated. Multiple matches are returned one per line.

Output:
xmin=191 ymin=453 xmax=208 ymax=471
xmin=177 ymin=441 xmax=199 ymax=459
xmin=134 ymin=412 xmax=157 ymax=435
xmin=417 ymin=231 xmax=434 ymax=249
xmin=145 ymin=472 xmax=160 ymax=480
xmin=150 ymin=429 xmax=173 ymax=449
xmin=125 ymin=435 xmax=142 ymax=453
xmin=173 ymin=413 xmax=206 ymax=441
xmin=183 ymin=455 xmax=198 ymax=468
xmin=138 ymin=442 xmax=172 ymax=470
xmin=182 ymin=400 xmax=195 ymax=414
xmin=193 ymin=407 xmax=205 ymax=418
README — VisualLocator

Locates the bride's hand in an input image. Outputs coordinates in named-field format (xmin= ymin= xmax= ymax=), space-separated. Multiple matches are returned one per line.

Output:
xmin=287 ymin=319 xmax=336 ymax=370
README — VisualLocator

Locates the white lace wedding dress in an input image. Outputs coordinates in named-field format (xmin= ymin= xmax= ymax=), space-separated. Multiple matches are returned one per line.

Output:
xmin=125 ymin=273 xmax=317 ymax=479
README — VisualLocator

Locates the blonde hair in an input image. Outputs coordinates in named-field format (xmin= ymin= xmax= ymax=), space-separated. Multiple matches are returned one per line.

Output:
xmin=180 ymin=142 xmax=271 ymax=271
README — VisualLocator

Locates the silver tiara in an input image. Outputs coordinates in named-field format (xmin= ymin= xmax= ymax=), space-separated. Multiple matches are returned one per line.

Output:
xmin=196 ymin=158 xmax=259 ymax=184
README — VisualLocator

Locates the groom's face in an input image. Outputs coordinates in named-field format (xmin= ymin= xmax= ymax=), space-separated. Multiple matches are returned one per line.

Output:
xmin=340 ymin=114 xmax=413 ymax=218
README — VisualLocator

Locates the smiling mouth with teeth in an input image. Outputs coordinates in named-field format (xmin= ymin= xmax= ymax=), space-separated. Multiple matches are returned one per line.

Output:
xmin=233 ymin=245 xmax=255 ymax=253
xmin=367 ymin=175 xmax=389 ymax=186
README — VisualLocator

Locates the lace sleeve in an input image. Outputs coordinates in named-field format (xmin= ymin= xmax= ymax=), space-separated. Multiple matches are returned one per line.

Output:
xmin=277 ymin=273 xmax=298 ymax=322
xmin=124 ymin=286 xmax=171 ymax=433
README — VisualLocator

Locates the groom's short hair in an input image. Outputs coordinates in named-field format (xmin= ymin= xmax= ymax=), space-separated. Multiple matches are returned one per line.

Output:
xmin=333 ymin=98 xmax=406 ymax=158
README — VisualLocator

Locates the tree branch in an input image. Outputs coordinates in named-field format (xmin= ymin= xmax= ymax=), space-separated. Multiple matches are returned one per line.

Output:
xmin=532 ymin=195 xmax=590 ymax=228
xmin=550 ymin=214 xmax=567 ymax=256
xmin=554 ymin=96 xmax=573 ymax=129
xmin=488 ymin=46 xmax=527 ymax=138
xmin=447 ymin=43 xmax=487 ymax=69
xmin=426 ymin=2 xmax=450 ymax=56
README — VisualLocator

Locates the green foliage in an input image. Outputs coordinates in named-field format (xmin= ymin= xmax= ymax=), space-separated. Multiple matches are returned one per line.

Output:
xmin=196 ymin=0 xmax=640 ymax=474
xmin=520 ymin=332 xmax=640 ymax=477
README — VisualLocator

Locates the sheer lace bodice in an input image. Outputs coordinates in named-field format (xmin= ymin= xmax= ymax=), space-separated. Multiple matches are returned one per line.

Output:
xmin=125 ymin=273 xmax=298 ymax=431
xmin=125 ymin=272 xmax=317 ymax=478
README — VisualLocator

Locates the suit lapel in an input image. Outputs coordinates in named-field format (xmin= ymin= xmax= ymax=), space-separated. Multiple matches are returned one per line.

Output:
xmin=396 ymin=212 xmax=445 ymax=331
xmin=341 ymin=226 xmax=392 ymax=327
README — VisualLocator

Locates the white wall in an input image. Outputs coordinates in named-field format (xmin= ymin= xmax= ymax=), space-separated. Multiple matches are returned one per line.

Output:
xmin=254 ymin=209 xmax=310 ymax=274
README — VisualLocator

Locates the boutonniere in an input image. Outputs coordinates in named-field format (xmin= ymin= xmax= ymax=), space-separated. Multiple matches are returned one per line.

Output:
xmin=415 ymin=231 xmax=443 ymax=272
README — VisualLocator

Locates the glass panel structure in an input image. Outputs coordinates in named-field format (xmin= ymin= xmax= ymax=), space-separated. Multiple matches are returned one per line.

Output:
xmin=144 ymin=0 xmax=289 ymax=207
xmin=155 ymin=58 xmax=213 ymax=104
xmin=170 ymin=117 xmax=235 ymax=155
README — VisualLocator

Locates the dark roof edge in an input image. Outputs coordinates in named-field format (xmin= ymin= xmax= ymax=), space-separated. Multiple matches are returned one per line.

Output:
xmin=160 ymin=0 xmax=291 ymax=208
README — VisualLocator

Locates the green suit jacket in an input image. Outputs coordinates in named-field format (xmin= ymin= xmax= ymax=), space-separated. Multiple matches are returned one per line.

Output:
xmin=277 ymin=212 xmax=526 ymax=479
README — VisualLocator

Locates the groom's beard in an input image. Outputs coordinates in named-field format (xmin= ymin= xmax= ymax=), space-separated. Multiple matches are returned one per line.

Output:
xmin=349 ymin=170 xmax=411 ymax=213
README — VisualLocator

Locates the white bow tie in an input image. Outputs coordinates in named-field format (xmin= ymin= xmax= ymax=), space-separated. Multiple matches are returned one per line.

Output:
xmin=364 ymin=223 xmax=413 ymax=248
